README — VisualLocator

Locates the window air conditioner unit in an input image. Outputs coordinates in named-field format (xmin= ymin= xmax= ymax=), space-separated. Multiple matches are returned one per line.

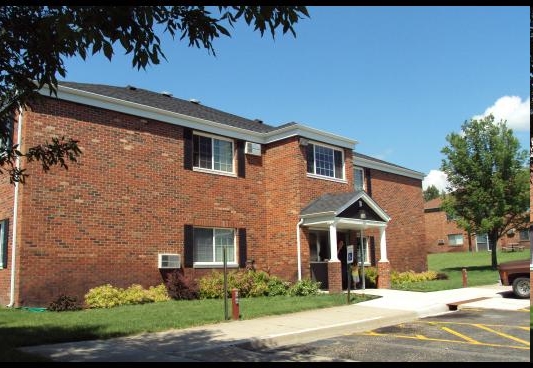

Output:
xmin=158 ymin=254 xmax=181 ymax=269
xmin=437 ymin=239 xmax=445 ymax=245
xmin=245 ymin=141 xmax=261 ymax=156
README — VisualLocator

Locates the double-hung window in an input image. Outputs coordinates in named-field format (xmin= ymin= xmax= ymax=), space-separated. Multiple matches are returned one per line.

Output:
xmin=0 ymin=219 xmax=8 ymax=269
xmin=354 ymin=167 xmax=365 ymax=191
xmin=193 ymin=133 xmax=234 ymax=174
xmin=193 ymin=227 xmax=236 ymax=265
xmin=306 ymin=142 xmax=344 ymax=180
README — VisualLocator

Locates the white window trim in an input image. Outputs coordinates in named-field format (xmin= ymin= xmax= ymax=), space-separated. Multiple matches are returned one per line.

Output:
xmin=192 ymin=227 xmax=237 ymax=267
xmin=192 ymin=131 xmax=236 ymax=176
xmin=306 ymin=173 xmax=347 ymax=184
xmin=357 ymin=237 xmax=371 ymax=266
xmin=307 ymin=141 xmax=346 ymax=181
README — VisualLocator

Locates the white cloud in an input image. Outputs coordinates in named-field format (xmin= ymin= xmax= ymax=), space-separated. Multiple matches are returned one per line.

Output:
xmin=422 ymin=170 xmax=449 ymax=193
xmin=472 ymin=95 xmax=529 ymax=131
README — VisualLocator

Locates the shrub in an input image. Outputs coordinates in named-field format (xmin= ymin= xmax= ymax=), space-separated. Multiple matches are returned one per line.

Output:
xmin=85 ymin=284 xmax=124 ymax=309
xmin=287 ymin=278 xmax=321 ymax=296
xmin=391 ymin=270 xmax=440 ymax=286
xmin=146 ymin=284 xmax=171 ymax=302
xmin=199 ymin=269 xmax=294 ymax=299
xmin=360 ymin=266 xmax=378 ymax=288
xmin=48 ymin=294 xmax=82 ymax=312
xmin=198 ymin=271 xmax=227 ymax=299
xmin=122 ymin=284 xmax=152 ymax=305
xmin=266 ymin=276 xmax=291 ymax=296
xmin=165 ymin=270 xmax=199 ymax=300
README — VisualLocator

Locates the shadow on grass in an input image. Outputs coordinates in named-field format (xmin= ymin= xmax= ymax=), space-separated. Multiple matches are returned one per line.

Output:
xmin=3 ymin=323 xmax=290 ymax=362
xmin=441 ymin=265 xmax=496 ymax=272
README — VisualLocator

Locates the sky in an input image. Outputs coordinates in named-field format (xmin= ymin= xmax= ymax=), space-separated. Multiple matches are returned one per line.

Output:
xmin=60 ymin=6 xmax=530 ymax=193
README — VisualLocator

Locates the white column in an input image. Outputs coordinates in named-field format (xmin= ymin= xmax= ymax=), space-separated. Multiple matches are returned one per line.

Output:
xmin=379 ymin=226 xmax=388 ymax=262
xmin=329 ymin=222 xmax=338 ymax=261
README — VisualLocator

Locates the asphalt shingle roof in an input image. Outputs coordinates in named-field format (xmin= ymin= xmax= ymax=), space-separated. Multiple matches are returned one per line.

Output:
xmin=59 ymin=81 xmax=281 ymax=134
xmin=300 ymin=191 xmax=365 ymax=216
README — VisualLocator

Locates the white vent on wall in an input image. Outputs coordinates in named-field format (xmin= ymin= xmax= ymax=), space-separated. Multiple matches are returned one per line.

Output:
xmin=158 ymin=254 xmax=181 ymax=269
xmin=245 ymin=142 xmax=261 ymax=156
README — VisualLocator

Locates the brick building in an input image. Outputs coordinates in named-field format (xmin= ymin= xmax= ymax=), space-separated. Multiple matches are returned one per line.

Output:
xmin=425 ymin=197 xmax=530 ymax=253
xmin=0 ymin=82 xmax=426 ymax=307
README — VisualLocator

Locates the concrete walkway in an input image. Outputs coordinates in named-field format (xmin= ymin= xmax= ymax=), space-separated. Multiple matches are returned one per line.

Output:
xmin=20 ymin=284 xmax=530 ymax=362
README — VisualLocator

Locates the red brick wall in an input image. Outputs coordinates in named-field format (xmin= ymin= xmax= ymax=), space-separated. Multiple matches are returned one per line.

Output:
xmin=10 ymin=98 xmax=269 ymax=306
xmin=3 ymin=96 xmax=427 ymax=306
xmin=425 ymin=210 xmax=471 ymax=253
xmin=263 ymin=139 xmax=352 ymax=281
xmin=0 ymin=113 xmax=17 ymax=305
xmin=368 ymin=170 xmax=427 ymax=272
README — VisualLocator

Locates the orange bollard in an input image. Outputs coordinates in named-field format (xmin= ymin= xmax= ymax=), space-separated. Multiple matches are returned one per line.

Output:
xmin=462 ymin=268 xmax=468 ymax=287
xmin=231 ymin=288 xmax=240 ymax=320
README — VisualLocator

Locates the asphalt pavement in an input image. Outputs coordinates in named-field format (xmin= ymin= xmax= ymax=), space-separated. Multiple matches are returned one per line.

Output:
xmin=20 ymin=283 xmax=530 ymax=362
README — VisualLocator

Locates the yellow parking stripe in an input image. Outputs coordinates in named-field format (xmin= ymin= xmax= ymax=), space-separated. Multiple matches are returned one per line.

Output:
xmin=359 ymin=331 xmax=530 ymax=350
xmin=473 ymin=324 xmax=530 ymax=346
xmin=440 ymin=326 xmax=481 ymax=344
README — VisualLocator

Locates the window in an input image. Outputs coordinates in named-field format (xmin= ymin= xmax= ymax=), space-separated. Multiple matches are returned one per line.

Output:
xmin=354 ymin=167 xmax=365 ymax=191
xmin=447 ymin=234 xmax=463 ymax=246
xmin=356 ymin=237 xmax=370 ymax=265
xmin=519 ymin=229 xmax=530 ymax=241
xmin=0 ymin=219 xmax=8 ymax=269
xmin=193 ymin=227 xmax=236 ymax=265
xmin=306 ymin=143 xmax=344 ymax=180
xmin=0 ymin=115 xmax=13 ymax=158
xmin=193 ymin=133 xmax=234 ymax=174
xmin=476 ymin=233 xmax=491 ymax=251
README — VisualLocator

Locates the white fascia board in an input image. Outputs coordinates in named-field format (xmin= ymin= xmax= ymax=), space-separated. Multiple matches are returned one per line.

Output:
xmin=265 ymin=124 xmax=357 ymax=150
xmin=43 ymin=85 xmax=359 ymax=150
xmin=354 ymin=154 xmax=425 ymax=181
xmin=41 ymin=85 xmax=265 ymax=143
xmin=336 ymin=218 xmax=387 ymax=229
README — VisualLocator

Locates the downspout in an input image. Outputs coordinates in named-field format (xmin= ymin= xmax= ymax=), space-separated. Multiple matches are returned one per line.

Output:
xmin=7 ymin=107 xmax=22 ymax=307
xmin=296 ymin=218 xmax=304 ymax=281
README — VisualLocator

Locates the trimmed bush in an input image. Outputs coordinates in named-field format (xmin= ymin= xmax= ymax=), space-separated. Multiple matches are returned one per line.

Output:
xmin=85 ymin=284 xmax=124 ymax=309
xmin=48 ymin=294 xmax=82 ymax=312
xmin=287 ymin=278 xmax=321 ymax=296
xmin=165 ymin=270 xmax=199 ymax=300
xmin=146 ymin=284 xmax=171 ymax=302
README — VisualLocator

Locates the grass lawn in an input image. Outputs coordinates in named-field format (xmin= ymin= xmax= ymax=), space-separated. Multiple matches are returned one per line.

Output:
xmin=392 ymin=249 xmax=531 ymax=292
xmin=1 ymin=249 xmax=530 ymax=361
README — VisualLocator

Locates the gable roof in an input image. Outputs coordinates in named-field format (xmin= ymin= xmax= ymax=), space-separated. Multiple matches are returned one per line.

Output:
xmin=59 ymin=82 xmax=279 ymax=133
xmin=424 ymin=197 xmax=442 ymax=210
xmin=301 ymin=190 xmax=390 ymax=223
xmin=353 ymin=151 xmax=425 ymax=181
xmin=46 ymin=82 xmax=355 ymax=150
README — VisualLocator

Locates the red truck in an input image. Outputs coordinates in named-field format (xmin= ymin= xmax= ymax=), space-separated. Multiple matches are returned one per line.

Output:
xmin=497 ymin=258 xmax=531 ymax=299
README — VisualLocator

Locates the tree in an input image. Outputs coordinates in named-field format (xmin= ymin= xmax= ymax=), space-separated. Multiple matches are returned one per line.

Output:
xmin=0 ymin=6 xmax=310 ymax=184
xmin=440 ymin=114 xmax=529 ymax=269
xmin=423 ymin=185 xmax=441 ymax=202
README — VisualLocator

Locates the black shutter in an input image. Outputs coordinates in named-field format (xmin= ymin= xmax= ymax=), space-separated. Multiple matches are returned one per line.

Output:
xmin=369 ymin=236 xmax=376 ymax=266
xmin=0 ymin=219 xmax=8 ymax=268
xmin=238 ymin=228 xmax=247 ymax=268
xmin=183 ymin=128 xmax=193 ymax=170
xmin=334 ymin=150 xmax=343 ymax=179
xmin=237 ymin=140 xmax=245 ymax=178
xmin=184 ymin=224 xmax=194 ymax=267
xmin=365 ymin=168 xmax=372 ymax=196
xmin=306 ymin=144 xmax=314 ymax=174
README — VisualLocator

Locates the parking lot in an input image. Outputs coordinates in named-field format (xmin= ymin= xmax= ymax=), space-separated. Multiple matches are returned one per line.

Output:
xmin=267 ymin=307 xmax=531 ymax=362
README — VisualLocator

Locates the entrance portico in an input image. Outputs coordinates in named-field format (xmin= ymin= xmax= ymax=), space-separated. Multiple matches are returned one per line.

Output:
xmin=297 ymin=191 xmax=391 ymax=292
